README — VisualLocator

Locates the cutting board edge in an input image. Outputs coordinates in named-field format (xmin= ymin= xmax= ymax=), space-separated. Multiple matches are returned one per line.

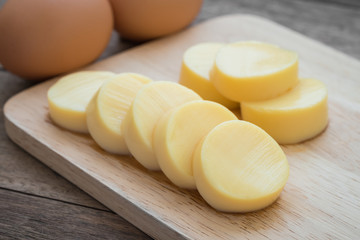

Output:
xmin=3 ymin=109 xmax=189 ymax=240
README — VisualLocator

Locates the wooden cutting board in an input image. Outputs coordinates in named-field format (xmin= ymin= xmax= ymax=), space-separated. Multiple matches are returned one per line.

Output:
xmin=4 ymin=14 xmax=360 ymax=239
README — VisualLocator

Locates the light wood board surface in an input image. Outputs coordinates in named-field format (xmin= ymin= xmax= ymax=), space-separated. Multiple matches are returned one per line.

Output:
xmin=4 ymin=14 xmax=360 ymax=239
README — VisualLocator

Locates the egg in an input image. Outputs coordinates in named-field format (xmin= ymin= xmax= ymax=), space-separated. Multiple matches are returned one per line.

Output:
xmin=109 ymin=0 xmax=203 ymax=41
xmin=0 ymin=0 xmax=113 ymax=80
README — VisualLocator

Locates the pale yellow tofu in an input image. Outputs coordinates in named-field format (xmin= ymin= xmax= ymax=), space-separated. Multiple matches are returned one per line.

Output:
xmin=86 ymin=73 xmax=152 ymax=154
xmin=153 ymin=100 xmax=237 ymax=189
xmin=179 ymin=42 xmax=238 ymax=109
xmin=211 ymin=41 xmax=298 ymax=102
xmin=242 ymin=78 xmax=328 ymax=144
xmin=122 ymin=81 xmax=202 ymax=170
xmin=193 ymin=120 xmax=289 ymax=212
xmin=47 ymin=71 xmax=115 ymax=133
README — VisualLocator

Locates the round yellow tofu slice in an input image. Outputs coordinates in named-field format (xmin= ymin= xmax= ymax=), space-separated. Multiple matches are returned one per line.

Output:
xmin=241 ymin=78 xmax=328 ymax=144
xmin=86 ymin=73 xmax=152 ymax=155
xmin=48 ymin=71 xmax=115 ymax=133
xmin=193 ymin=120 xmax=289 ymax=212
xmin=179 ymin=42 xmax=238 ymax=109
xmin=123 ymin=81 xmax=202 ymax=170
xmin=153 ymin=100 xmax=238 ymax=189
xmin=211 ymin=41 xmax=298 ymax=102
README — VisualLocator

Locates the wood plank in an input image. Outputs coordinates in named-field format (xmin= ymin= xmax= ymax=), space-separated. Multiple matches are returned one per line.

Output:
xmin=4 ymin=14 xmax=360 ymax=239
xmin=0 ymin=188 xmax=150 ymax=240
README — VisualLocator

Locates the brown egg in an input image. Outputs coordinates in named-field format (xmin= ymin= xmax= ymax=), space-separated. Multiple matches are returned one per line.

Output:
xmin=0 ymin=0 xmax=113 ymax=81
xmin=109 ymin=0 xmax=203 ymax=41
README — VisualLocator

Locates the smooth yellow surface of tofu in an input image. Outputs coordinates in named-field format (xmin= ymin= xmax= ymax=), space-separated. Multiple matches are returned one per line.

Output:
xmin=153 ymin=100 xmax=237 ymax=189
xmin=179 ymin=42 xmax=238 ymax=109
xmin=47 ymin=71 xmax=115 ymax=133
xmin=86 ymin=73 xmax=152 ymax=154
xmin=123 ymin=81 xmax=202 ymax=170
xmin=193 ymin=120 xmax=289 ymax=212
xmin=211 ymin=41 xmax=298 ymax=102
xmin=242 ymin=78 xmax=328 ymax=144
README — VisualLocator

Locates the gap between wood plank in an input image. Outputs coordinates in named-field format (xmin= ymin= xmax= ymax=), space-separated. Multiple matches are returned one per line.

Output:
xmin=0 ymin=188 xmax=151 ymax=240
xmin=294 ymin=0 xmax=360 ymax=8
xmin=0 ymin=186 xmax=111 ymax=213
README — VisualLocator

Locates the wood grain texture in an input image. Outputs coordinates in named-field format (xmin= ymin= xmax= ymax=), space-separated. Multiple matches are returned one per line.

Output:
xmin=4 ymin=15 xmax=360 ymax=239
xmin=0 ymin=188 xmax=150 ymax=240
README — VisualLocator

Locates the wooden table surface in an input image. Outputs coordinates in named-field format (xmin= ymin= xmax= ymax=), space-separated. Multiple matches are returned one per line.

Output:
xmin=1 ymin=0 xmax=359 ymax=239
